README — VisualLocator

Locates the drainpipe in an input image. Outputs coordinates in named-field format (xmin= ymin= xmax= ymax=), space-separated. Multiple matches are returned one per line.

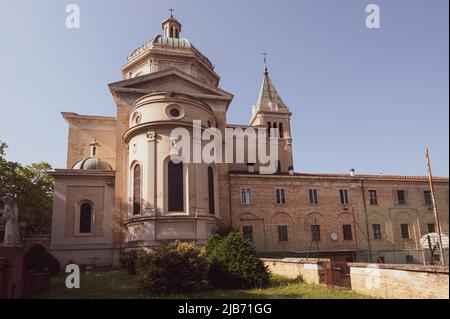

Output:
xmin=360 ymin=179 xmax=373 ymax=262
xmin=351 ymin=205 xmax=359 ymax=262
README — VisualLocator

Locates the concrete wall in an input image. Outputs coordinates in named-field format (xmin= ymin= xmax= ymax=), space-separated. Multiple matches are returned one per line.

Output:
xmin=349 ymin=263 xmax=449 ymax=299
xmin=262 ymin=258 xmax=326 ymax=285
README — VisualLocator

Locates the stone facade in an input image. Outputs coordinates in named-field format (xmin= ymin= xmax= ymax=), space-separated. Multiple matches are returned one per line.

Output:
xmin=49 ymin=14 xmax=449 ymax=267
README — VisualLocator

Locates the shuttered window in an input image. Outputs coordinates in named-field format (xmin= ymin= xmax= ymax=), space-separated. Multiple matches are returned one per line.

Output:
xmin=241 ymin=187 xmax=252 ymax=205
xmin=278 ymin=225 xmax=288 ymax=242
xmin=401 ymin=224 xmax=410 ymax=239
xmin=311 ymin=225 xmax=321 ymax=241
xmin=343 ymin=224 xmax=353 ymax=240
xmin=339 ymin=189 xmax=349 ymax=205
xmin=372 ymin=224 xmax=382 ymax=239
xmin=308 ymin=189 xmax=318 ymax=204
xmin=276 ymin=188 xmax=286 ymax=204
xmin=424 ymin=191 xmax=432 ymax=205
xmin=369 ymin=190 xmax=378 ymax=205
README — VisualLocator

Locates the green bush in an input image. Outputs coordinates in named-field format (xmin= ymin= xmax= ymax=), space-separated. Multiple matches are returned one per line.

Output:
xmin=136 ymin=241 xmax=207 ymax=294
xmin=204 ymin=231 xmax=270 ymax=289
xmin=23 ymin=243 xmax=60 ymax=275
xmin=119 ymin=249 xmax=146 ymax=275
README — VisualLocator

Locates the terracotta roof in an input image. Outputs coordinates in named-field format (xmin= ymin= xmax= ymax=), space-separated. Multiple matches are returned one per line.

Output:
xmin=229 ymin=171 xmax=448 ymax=181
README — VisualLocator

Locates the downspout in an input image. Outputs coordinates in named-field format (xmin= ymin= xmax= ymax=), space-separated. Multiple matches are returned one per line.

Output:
xmin=360 ymin=179 xmax=373 ymax=262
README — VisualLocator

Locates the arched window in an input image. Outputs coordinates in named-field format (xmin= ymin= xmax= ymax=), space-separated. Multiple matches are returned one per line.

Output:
xmin=208 ymin=167 xmax=215 ymax=214
xmin=133 ymin=165 xmax=141 ymax=215
xmin=273 ymin=123 xmax=278 ymax=138
xmin=80 ymin=203 xmax=92 ymax=233
xmin=168 ymin=160 xmax=184 ymax=211
xmin=279 ymin=123 xmax=284 ymax=138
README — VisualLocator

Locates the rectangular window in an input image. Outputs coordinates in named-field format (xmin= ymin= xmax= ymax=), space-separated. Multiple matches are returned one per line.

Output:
xmin=372 ymin=224 xmax=382 ymax=239
xmin=401 ymin=224 xmax=410 ymax=239
xmin=242 ymin=226 xmax=253 ymax=242
xmin=406 ymin=255 xmax=414 ymax=264
xmin=339 ymin=189 xmax=349 ymax=205
xmin=427 ymin=223 xmax=436 ymax=233
xmin=424 ymin=191 xmax=432 ymax=205
xmin=308 ymin=189 xmax=318 ymax=205
xmin=276 ymin=188 xmax=286 ymax=205
xmin=311 ymin=225 xmax=321 ymax=241
xmin=342 ymin=224 xmax=353 ymax=240
xmin=369 ymin=190 xmax=378 ymax=205
xmin=240 ymin=187 xmax=252 ymax=205
xmin=397 ymin=190 xmax=406 ymax=205
xmin=278 ymin=225 xmax=288 ymax=242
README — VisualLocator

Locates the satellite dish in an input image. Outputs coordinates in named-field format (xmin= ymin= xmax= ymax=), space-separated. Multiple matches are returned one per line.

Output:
xmin=419 ymin=233 xmax=449 ymax=249
xmin=331 ymin=232 xmax=338 ymax=241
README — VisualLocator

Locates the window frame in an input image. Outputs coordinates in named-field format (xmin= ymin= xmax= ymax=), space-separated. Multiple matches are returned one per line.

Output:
xmin=400 ymin=223 xmax=410 ymax=239
xmin=275 ymin=187 xmax=286 ymax=205
xmin=372 ymin=224 xmax=382 ymax=240
xmin=311 ymin=224 xmax=321 ymax=241
xmin=423 ymin=190 xmax=432 ymax=206
xmin=277 ymin=225 xmax=288 ymax=242
xmin=74 ymin=200 xmax=95 ymax=237
xmin=339 ymin=189 xmax=349 ymax=205
xmin=242 ymin=225 xmax=253 ymax=242
xmin=240 ymin=187 xmax=252 ymax=205
xmin=368 ymin=190 xmax=378 ymax=205
xmin=308 ymin=189 xmax=319 ymax=205
xmin=342 ymin=224 xmax=353 ymax=241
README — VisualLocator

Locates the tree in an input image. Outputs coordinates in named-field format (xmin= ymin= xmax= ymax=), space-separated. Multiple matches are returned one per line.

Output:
xmin=204 ymin=231 xmax=270 ymax=289
xmin=0 ymin=140 xmax=53 ymax=234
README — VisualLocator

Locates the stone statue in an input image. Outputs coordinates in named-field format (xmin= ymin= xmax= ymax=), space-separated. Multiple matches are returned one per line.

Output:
xmin=0 ymin=198 xmax=21 ymax=246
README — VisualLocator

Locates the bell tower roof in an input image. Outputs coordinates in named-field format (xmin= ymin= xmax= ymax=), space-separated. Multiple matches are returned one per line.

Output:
xmin=255 ymin=69 xmax=288 ymax=111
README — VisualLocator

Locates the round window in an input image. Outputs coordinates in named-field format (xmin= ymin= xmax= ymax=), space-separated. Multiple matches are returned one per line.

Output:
xmin=166 ymin=104 xmax=184 ymax=120
xmin=170 ymin=108 xmax=180 ymax=118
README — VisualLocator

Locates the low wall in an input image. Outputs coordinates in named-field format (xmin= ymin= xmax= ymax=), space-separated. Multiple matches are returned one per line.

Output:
xmin=349 ymin=263 xmax=449 ymax=299
xmin=261 ymin=258 xmax=328 ymax=285
xmin=22 ymin=235 xmax=51 ymax=252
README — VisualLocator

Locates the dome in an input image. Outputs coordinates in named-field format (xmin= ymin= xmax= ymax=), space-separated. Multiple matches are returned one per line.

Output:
xmin=128 ymin=35 xmax=213 ymax=68
xmin=72 ymin=157 xmax=112 ymax=170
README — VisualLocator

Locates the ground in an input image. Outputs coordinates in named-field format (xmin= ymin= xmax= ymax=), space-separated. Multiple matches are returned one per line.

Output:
xmin=34 ymin=269 xmax=373 ymax=299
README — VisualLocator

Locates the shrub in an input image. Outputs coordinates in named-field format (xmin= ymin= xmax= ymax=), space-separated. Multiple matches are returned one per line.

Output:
xmin=136 ymin=241 xmax=207 ymax=294
xmin=23 ymin=243 xmax=60 ymax=275
xmin=119 ymin=249 xmax=146 ymax=275
xmin=204 ymin=231 xmax=270 ymax=289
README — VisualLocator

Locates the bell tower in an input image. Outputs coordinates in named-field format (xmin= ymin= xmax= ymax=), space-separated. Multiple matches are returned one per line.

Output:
xmin=249 ymin=57 xmax=294 ymax=173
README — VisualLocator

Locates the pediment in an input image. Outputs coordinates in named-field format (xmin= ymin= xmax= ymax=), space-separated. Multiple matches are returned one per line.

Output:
xmin=108 ymin=67 xmax=233 ymax=102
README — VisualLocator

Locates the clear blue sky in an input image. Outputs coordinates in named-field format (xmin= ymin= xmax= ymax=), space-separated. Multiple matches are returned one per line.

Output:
xmin=0 ymin=0 xmax=448 ymax=176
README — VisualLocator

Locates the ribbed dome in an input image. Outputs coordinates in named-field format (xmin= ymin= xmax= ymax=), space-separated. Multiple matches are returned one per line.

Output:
xmin=128 ymin=35 xmax=213 ymax=68
xmin=72 ymin=157 xmax=112 ymax=170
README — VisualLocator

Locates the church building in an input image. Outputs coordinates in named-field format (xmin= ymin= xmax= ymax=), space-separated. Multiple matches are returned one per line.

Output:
xmin=50 ymin=14 xmax=449 ymax=267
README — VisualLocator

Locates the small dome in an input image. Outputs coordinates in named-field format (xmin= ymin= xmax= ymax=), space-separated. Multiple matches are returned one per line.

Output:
xmin=72 ymin=157 xmax=112 ymax=170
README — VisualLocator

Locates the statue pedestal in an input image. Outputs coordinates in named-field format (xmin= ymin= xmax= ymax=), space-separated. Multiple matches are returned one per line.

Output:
xmin=0 ymin=246 xmax=24 ymax=299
